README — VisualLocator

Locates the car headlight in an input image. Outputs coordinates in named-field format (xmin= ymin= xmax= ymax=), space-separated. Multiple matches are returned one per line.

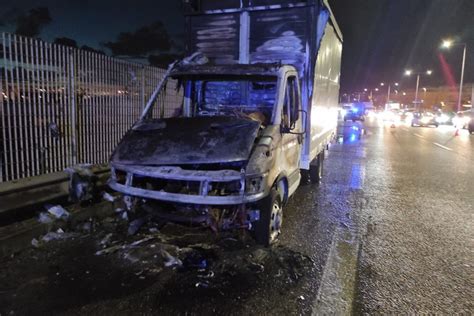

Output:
xmin=436 ymin=114 xmax=448 ymax=123
xmin=246 ymin=175 xmax=265 ymax=194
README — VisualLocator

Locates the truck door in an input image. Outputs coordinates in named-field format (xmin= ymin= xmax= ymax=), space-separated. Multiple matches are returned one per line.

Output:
xmin=280 ymin=74 xmax=302 ymax=188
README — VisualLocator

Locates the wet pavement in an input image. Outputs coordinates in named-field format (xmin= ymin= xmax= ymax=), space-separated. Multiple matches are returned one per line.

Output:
xmin=0 ymin=118 xmax=472 ymax=314
xmin=353 ymin=119 xmax=473 ymax=314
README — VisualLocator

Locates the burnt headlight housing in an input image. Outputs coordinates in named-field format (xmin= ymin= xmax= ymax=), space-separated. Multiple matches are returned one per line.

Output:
xmin=245 ymin=175 xmax=265 ymax=194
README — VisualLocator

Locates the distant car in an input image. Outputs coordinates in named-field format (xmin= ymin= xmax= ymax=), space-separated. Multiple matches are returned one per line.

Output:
xmin=382 ymin=109 xmax=400 ymax=122
xmin=400 ymin=109 xmax=415 ymax=123
xmin=435 ymin=111 xmax=455 ymax=125
xmin=453 ymin=110 xmax=472 ymax=129
xmin=411 ymin=112 xmax=438 ymax=127
xmin=343 ymin=105 xmax=366 ymax=122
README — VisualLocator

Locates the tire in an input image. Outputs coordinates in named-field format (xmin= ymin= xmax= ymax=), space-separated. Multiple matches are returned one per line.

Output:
xmin=310 ymin=152 xmax=324 ymax=183
xmin=300 ymin=170 xmax=310 ymax=185
xmin=254 ymin=188 xmax=283 ymax=247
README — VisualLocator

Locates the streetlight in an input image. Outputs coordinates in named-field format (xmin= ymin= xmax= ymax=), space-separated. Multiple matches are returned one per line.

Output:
xmin=441 ymin=39 xmax=467 ymax=112
xmin=382 ymin=82 xmax=399 ymax=107
xmin=405 ymin=69 xmax=432 ymax=109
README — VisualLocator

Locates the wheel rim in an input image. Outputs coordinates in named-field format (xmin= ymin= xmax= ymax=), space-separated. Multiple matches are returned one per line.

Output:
xmin=269 ymin=200 xmax=282 ymax=242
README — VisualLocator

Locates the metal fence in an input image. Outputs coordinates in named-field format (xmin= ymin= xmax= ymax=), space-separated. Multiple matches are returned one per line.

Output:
xmin=0 ymin=33 xmax=182 ymax=183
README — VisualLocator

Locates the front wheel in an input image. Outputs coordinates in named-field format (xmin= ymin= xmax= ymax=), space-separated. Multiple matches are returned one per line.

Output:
xmin=254 ymin=189 xmax=283 ymax=247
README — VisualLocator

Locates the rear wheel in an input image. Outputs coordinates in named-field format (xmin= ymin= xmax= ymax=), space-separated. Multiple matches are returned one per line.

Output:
xmin=254 ymin=188 xmax=283 ymax=247
xmin=310 ymin=152 xmax=324 ymax=183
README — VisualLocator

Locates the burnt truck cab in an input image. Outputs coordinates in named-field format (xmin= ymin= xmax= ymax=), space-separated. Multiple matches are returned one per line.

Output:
xmin=109 ymin=63 xmax=304 ymax=245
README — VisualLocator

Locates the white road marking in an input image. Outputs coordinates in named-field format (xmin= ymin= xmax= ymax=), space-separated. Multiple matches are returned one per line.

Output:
xmin=414 ymin=133 xmax=425 ymax=139
xmin=433 ymin=142 xmax=453 ymax=151
xmin=312 ymin=227 xmax=359 ymax=315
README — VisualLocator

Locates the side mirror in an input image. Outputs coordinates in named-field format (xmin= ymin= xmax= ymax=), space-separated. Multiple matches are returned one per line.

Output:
xmin=282 ymin=110 xmax=307 ymax=135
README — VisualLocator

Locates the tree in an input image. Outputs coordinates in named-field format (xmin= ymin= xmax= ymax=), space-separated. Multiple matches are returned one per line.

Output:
xmin=81 ymin=45 xmax=106 ymax=55
xmin=104 ymin=21 xmax=172 ymax=57
xmin=15 ymin=7 xmax=52 ymax=37
xmin=148 ymin=53 xmax=183 ymax=68
xmin=0 ymin=7 xmax=23 ymax=27
xmin=54 ymin=37 xmax=78 ymax=48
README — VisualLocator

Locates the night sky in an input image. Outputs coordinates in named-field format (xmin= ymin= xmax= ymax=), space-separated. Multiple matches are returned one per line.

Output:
xmin=1 ymin=0 xmax=473 ymax=93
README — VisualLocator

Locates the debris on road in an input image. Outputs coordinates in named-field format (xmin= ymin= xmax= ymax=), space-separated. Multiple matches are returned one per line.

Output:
xmin=128 ymin=217 xmax=147 ymax=235
xmin=7 ymin=199 xmax=315 ymax=315
xmin=195 ymin=281 xmax=209 ymax=288
xmin=65 ymin=164 xmax=97 ymax=202
xmin=162 ymin=249 xmax=183 ymax=268
xmin=102 ymin=192 xmax=116 ymax=202
xmin=46 ymin=205 xmax=70 ymax=220
xmin=95 ymin=244 xmax=123 ymax=256
xmin=38 ymin=212 xmax=54 ymax=224
xmin=31 ymin=238 xmax=40 ymax=248
xmin=41 ymin=229 xmax=78 ymax=243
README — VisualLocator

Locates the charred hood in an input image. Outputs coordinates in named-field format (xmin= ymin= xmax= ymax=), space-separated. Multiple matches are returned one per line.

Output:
xmin=111 ymin=116 xmax=261 ymax=166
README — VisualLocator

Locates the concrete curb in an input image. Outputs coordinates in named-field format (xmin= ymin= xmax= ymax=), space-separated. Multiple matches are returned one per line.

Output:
xmin=0 ymin=166 xmax=110 ymax=217
xmin=0 ymin=200 xmax=116 ymax=257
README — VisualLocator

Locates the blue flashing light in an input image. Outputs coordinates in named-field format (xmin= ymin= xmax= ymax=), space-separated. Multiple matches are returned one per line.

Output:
xmin=352 ymin=126 xmax=359 ymax=131
xmin=349 ymin=133 xmax=357 ymax=142
xmin=352 ymin=108 xmax=358 ymax=113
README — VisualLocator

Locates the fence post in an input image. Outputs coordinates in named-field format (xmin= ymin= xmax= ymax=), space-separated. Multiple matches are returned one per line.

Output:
xmin=0 ymin=53 xmax=4 ymax=183
xmin=68 ymin=48 xmax=78 ymax=165
xmin=141 ymin=66 xmax=145 ymax=107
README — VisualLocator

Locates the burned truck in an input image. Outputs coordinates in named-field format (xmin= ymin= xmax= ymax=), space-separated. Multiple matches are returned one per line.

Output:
xmin=109 ymin=0 xmax=342 ymax=246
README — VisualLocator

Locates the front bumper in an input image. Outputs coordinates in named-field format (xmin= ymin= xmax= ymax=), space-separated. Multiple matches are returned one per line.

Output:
xmin=109 ymin=164 xmax=267 ymax=205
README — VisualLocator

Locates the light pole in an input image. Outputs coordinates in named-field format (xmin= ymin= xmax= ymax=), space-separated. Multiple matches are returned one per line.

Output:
xmin=381 ymin=82 xmax=399 ymax=105
xmin=442 ymin=40 xmax=467 ymax=112
xmin=405 ymin=69 xmax=432 ymax=109
xmin=365 ymin=87 xmax=379 ymax=101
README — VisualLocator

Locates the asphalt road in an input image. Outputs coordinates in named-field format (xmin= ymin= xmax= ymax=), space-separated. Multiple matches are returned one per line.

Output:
xmin=351 ymin=118 xmax=473 ymax=313
xmin=0 ymin=118 xmax=472 ymax=315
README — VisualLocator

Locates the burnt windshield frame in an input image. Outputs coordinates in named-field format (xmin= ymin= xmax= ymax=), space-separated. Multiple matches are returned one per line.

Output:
xmin=177 ymin=74 xmax=278 ymax=122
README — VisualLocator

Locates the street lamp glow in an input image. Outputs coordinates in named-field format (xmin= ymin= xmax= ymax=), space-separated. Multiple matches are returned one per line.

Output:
xmin=380 ymin=82 xmax=385 ymax=86
xmin=440 ymin=40 xmax=468 ymax=111
xmin=426 ymin=70 xmax=433 ymax=75
xmin=394 ymin=82 xmax=399 ymax=86
xmin=364 ymin=88 xmax=368 ymax=92
xmin=405 ymin=70 xmax=412 ymax=76
xmin=375 ymin=88 xmax=379 ymax=92
xmin=442 ymin=39 xmax=453 ymax=49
